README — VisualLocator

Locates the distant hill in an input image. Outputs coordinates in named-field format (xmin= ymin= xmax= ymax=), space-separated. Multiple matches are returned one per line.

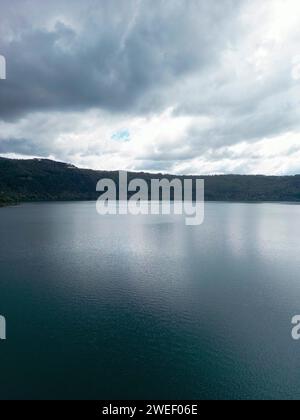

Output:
xmin=1 ymin=157 xmax=300 ymax=205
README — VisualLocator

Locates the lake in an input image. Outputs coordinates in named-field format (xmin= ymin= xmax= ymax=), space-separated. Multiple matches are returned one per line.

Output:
xmin=0 ymin=201 xmax=300 ymax=400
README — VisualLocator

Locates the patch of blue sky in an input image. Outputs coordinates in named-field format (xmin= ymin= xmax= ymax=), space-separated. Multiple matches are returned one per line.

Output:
xmin=111 ymin=129 xmax=130 ymax=142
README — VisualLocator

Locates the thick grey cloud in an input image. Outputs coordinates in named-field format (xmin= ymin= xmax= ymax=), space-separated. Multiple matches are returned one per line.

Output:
xmin=0 ymin=0 xmax=242 ymax=119
xmin=0 ymin=137 xmax=44 ymax=155
xmin=1 ymin=0 xmax=300 ymax=175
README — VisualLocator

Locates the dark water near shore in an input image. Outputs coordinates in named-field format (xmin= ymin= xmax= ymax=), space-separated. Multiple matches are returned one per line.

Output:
xmin=1 ymin=202 xmax=300 ymax=400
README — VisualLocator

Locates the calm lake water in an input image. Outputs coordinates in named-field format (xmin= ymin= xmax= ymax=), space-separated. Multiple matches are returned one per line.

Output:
xmin=1 ymin=201 xmax=300 ymax=400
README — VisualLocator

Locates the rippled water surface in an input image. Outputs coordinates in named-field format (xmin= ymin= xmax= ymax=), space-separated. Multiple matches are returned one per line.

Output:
xmin=1 ymin=202 xmax=300 ymax=400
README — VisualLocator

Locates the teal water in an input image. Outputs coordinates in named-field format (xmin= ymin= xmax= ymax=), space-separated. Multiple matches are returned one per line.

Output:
xmin=1 ymin=202 xmax=300 ymax=400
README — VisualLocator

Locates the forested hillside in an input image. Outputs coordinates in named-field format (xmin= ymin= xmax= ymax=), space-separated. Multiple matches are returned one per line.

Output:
xmin=1 ymin=157 xmax=300 ymax=205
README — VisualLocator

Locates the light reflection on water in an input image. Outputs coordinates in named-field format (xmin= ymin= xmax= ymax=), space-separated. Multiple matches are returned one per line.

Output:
xmin=0 ymin=201 xmax=300 ymax=400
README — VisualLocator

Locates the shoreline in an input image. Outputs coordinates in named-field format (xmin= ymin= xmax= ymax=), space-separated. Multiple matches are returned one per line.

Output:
xmin=1 ymin=199 xmax=300 ymax=208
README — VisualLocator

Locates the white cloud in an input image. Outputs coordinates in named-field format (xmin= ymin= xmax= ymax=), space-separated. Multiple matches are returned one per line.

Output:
xmin=1 ymin=0 xmax=300 ymax=175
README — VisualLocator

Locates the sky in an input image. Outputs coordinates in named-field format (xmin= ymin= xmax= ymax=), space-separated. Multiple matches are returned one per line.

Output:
xmin=0 ymin=0 xmax=300 ymax=175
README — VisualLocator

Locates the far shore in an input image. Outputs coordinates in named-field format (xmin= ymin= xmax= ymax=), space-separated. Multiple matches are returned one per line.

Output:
xmin=1 ymin=199 xmax=300 ymax=209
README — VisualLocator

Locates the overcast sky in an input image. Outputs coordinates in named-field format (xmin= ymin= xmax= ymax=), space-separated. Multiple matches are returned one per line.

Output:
xmin=0 ymin=0 xmax=300 ymax=174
